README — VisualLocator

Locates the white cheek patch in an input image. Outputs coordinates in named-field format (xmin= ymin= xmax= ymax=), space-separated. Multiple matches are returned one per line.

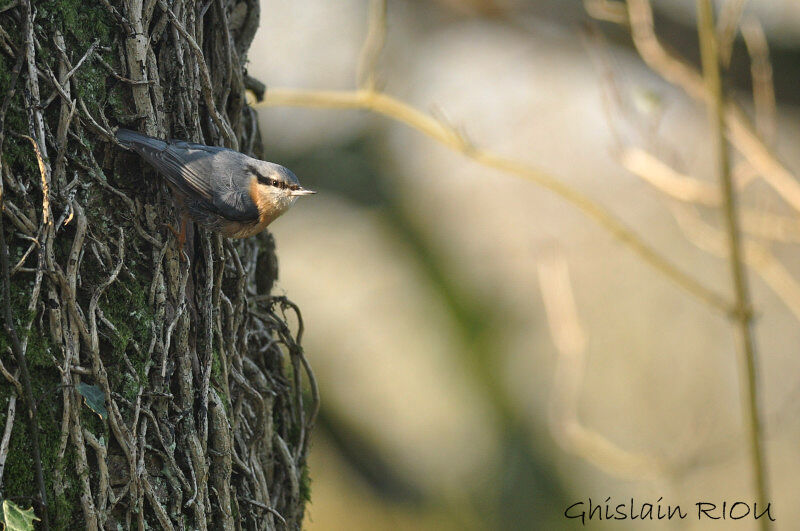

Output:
xmin=268 ymin=191 xmax=296 ymax=214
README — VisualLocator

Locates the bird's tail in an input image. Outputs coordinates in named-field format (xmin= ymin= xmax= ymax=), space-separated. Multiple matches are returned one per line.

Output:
xmin=115 ymin=128 xmax=167 ymax=152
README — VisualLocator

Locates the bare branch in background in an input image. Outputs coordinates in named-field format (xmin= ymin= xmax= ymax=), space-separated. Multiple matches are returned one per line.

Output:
xmin=538 ymin=249 xmax=666 ymax=481
xmin=671 ymin=204 xmax=800 ymax=324
xmin=583 ymin=0 xmax=628 ymax=25
xmin=697 ymin=1 xmax=768 ymax=524
xmin=716 ymin=0 xmax=748 ymax=67
xmin=249 ymin=0 xmax=794 ymax=523
xmin=741 ymin=16 xmax=776 ymax=144
xmin=260 ymin=88 xmax=731 ymax=313
xmin=356 ymin=0 xmax=387 ymax=91
xmin=621 ymin=0 xmax=800 ymax=216
xmin=621 ymin=148 xmax=720 ymax=205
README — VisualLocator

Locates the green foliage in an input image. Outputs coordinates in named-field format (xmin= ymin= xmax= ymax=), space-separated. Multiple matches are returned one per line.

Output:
xmin=2 ymin=500 xmax=40 ymax=531
xmin=101 ymin=274 xmax=154 ymax=402
xmin=0 ymin=373 xmax=78 ymax=528
xmin=33 ymin=0 xmax=122 ymax=120
xmin=0 ymin=281 xmax=53 ymax=370
xmin=77 ymin=383 xmax=108 ymax=419
xmin=36 ymin=0 xmax=111 ymax=48
xmin=0 ymin=51 xmax=35 ymax=185
xmin=106 ymin=267 xmax=149 ymax=323
xmin=299 ymin=463 xmax=312 ymax=503
xmin=211 ymin=347 xmax=222 ymax=381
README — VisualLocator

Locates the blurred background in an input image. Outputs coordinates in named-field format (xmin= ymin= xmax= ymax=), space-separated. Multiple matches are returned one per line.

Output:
xmin=249 ymin=1 xmax=800 ymax=528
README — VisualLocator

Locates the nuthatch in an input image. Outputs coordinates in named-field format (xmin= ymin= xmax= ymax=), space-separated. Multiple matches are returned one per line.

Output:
xmin=116 ymin=128 xmax=314 ymax=239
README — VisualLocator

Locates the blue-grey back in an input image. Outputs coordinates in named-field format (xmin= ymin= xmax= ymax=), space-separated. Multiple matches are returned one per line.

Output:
xmin=117 ymin=129 xmax=260 ymax=222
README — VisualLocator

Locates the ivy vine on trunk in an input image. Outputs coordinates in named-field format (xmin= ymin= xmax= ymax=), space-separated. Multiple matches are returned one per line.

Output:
xmin=0 ymin=0 xmax=317 ymax=528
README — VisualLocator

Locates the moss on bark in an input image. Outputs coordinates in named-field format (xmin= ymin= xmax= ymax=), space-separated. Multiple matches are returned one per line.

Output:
xmin=0 ymin=0 xmax=315 ymax=528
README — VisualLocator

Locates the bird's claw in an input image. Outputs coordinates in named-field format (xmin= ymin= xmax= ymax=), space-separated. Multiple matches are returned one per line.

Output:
xmin=163 ymin=217 xmax=188 ymax=262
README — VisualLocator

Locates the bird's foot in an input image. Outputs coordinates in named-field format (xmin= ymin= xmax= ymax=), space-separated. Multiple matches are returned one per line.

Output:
xmin=164 ymin=215 xmax=189 ymax=262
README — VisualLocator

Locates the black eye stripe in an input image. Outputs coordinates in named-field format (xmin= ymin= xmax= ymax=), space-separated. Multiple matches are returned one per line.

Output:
xmin=257 ymin=175 xmax=280 ymax=188
xmin=257 ymin=174 xmax=298 ymax=190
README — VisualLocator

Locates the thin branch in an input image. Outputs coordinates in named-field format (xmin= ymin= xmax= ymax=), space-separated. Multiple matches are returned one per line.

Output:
xmin=95 ymin=55 xmax=152 ymax=85
xmin=42 ymin=38 xmax=100 ymax=109
xmin=623 ymin=0 xmax=800 ymax=216
xmin=356 ymin=0 xmax=387 ymax=91
xmin=156 ymin=0 xmax=238 ymax=149
xmin=623 ymin=148 xmax=800 ymax=243
xmin=0 ymin=395 xmax=16 ymax=494
xmin=697 ymin=2 xmax=768 ymax=527
xmin=741 ymin=16 xmax=775 ymax=144
xmin=671 ymin=204 xmax=800 ymax=323
xmin=244 ymin=75 xmax=266 ymax=102
xmin=238 ymin=496 xmax=287 ymax=526
xmin=620 ymin=147 xmax=719 ymax=206
xmin=539 ymin=249 xmax=666 ymax=481
xmin=0 ymin=356 xmax=22 ymax=398
xmin=716 ymin=0 xmax=748 ymax=67
xmin=259 ymin=88 xmax=731 ymax=313
xmin=583 ymin=0 xmax=628 ymax=24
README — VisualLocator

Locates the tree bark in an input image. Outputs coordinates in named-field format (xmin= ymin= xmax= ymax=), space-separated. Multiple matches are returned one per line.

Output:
xmin=0 ymin=0 xmax=316 ymax=528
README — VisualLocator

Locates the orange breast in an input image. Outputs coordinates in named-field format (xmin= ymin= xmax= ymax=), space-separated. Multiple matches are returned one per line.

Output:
xmin=221 ymin=219 xmax=267 ymax=238
xmin=219 ymin=178 xmax=276 ymax=238
xmin=250 ymin=177 xmax=274 ymax=225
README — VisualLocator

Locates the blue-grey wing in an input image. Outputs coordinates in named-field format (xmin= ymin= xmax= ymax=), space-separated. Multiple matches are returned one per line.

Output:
xmin=212 ymin=180 xmax=259 ymax=222
xmin=117 ymin=129 xmax=260 ymax=222
xmin=117 ymin=129 xmax=222 ymax=201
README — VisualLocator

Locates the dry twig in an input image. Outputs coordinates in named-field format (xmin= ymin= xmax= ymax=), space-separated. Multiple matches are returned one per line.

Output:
xmin=696 ymin=2 xmax=768 ymax=525
xmin=538 ymin=250 xmax=667 ymax=481
xmin=259 ymin=88 xmax=731 ymax=313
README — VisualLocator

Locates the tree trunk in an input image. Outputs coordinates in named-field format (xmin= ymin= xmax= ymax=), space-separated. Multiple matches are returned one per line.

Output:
xmin=0 ymin=0 xmax=316 ymax=529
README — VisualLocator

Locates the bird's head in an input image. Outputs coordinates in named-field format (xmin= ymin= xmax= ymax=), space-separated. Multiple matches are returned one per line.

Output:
xmin=252 ymin=162 xmax=315 ymax=216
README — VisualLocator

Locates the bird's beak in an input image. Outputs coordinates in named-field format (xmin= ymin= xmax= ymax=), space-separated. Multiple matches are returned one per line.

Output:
xmin=290 ymin=188 xmax=317 ymax=196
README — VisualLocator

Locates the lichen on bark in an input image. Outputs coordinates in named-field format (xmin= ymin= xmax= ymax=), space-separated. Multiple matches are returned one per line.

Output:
xmin=0 ymin=0 xmax=317 ymax=529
